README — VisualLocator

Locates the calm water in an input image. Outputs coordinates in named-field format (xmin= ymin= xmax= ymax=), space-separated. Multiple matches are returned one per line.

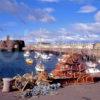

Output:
xmin=0 ymin=52 xmax=58 ymax=78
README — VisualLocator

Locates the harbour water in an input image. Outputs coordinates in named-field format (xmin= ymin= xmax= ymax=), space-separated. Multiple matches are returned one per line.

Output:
xmin=0 ymin=52 xmax=58 ymax=78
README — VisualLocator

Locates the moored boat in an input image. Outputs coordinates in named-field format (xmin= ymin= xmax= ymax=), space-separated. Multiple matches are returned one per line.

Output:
xmin=35 ymin=63 xmax=45 ymax=72
xmin=24 ymin=51 xmax=30 ymax=57
xmin=34 ymin=52 xmax=52 ymax=60
xmin=86 ymin=61 xmax=100 ymax=77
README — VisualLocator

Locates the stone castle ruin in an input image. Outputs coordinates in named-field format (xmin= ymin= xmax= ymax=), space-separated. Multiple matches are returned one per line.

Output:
xmin=0 ymin=36 xmax=25 ymax=51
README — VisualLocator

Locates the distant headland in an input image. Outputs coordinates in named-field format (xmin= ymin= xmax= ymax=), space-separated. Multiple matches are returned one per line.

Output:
xmin=0 ymin=36 xmax=25 ymax=51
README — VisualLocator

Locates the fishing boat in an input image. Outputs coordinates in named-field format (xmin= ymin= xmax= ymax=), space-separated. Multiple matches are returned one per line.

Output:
xmin=35 ymin=62 xmax=45 ymax=72
xmin=34 ymin=52 xmax=52 ymax=60
xmin=34 ymin=52 xmax=41 ymax=59
xmin=86 ymin=61 xmax=100 ymax=77
xmin=24 ymin=51 xmax=30 ymax=58
xmin=48 ymin=53 xmax=54 ymax=57
xmin=41 ymin=53 xmax=51 ymax=60
xmin=98 ymin=59 xmax=100 ymax=64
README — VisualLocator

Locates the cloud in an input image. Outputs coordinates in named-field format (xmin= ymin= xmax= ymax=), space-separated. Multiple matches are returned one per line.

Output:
xmin=22 ymin=28 xmax=57 ymax=43
xmin=27 ymin=8 xmax=55 ymax=23
xmin=74 ymin=10 xmax=100 ymax=34
xmin=58 ymin=28 xmax=69 ymax=35
xmin=57 ymin=28 xmax=100 ymax=43
xmin=78 ymin=5 xmax=97 ymax=13
xmin=95 ymin=11 xmax=100 ymax=22
xmin=0 ymin=0 xmax=55 ymax=23
xmin=70 ymin=8 xmax=100 ymax=42
xmin=21 ymin=26 xmax=100 ymax=44
xmin=73 ymin=22 xmax=100 ymax=34
xmin=39 ymin=0 xmax=59 ymax=3
xmin=69 ymin=0 xmax=94 ymax=4
xmin=69 ymin=0 xmax=84 ymax=3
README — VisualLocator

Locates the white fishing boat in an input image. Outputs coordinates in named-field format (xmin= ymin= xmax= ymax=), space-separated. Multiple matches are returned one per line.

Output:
xmin=34 ymin=52 xmax=52 ymax=60
xmin=86 ymin=61 xmax=97 ymax=68
xmin=86 ymin=61 xmax=100 ymax=77
xmin=41 ymin=53 xmax=51 ymax=60
xmin=35 ymin=63 xmax=45 ymax=72
xmin=86 ymin=68 xmax=100 ymax=74
xmin=24 ymin=51 xmax=30 ymax=57
xmin=34 ymin=52 xmax=41 ymax=59
xmin=48 ymin=53 xmax=54 ymax=57
xmin=98 ymin=59 xmax=100 ymax=64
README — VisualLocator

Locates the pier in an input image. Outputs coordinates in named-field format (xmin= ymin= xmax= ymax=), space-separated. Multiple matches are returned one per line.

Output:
xmin=23 ymin=44 xmax=100 ymax=58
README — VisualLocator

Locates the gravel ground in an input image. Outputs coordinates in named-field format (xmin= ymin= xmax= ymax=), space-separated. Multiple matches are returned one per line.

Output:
xmin=0 ymin=81 xmax=100 ymax=100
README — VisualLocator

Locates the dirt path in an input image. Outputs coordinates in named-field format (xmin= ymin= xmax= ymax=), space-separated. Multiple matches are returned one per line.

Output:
xmin=0 ymin=82 xmax=100 ymax=100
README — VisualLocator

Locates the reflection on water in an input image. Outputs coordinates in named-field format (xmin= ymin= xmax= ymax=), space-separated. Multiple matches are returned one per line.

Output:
xmin=0 ymin=52 xmax=58 ymax=78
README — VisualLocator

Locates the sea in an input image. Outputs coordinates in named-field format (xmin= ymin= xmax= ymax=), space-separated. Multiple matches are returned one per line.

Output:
xmin=0 ymin=51 xmax=58 ymax=78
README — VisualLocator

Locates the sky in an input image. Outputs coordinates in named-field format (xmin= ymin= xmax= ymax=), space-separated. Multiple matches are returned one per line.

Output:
xmin=0 ymin=0 xmax=100 ymax=44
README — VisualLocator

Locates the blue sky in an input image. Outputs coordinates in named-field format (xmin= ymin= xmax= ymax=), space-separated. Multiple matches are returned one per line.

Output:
xmin=0 ymin=0 xmax=100 ymax=43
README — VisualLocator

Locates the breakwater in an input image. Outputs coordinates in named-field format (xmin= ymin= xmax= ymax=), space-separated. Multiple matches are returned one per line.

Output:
xmin=23 ymin=46 xmax=100 ymax=58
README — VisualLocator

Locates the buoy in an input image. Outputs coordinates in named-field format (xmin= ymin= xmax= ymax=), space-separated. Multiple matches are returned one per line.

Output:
xmin=25 ymin=58 xmax=33 ymax=65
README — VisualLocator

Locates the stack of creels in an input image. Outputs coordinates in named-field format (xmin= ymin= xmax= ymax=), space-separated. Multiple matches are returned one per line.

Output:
xmin=51 ymin=53 xmax=94 ymax=85
xmin=65 ymin=53 xmax=83 ymax=66
xmin=64 ymin=53 xmax=86 ymax=72
xmin=13 ymin=71 xmax=51 ymax=91
xmin=13 ymin=73 xmax=35 ymax=83
xmin=51 ymin=53 xmax=86 ymax=79
xmin=12 ymin=73 xmax=36 ymax=91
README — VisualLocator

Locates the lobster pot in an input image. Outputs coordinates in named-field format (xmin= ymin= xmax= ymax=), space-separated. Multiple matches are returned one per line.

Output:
xmin=2 ymin=78 xmax=12 ymax=92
